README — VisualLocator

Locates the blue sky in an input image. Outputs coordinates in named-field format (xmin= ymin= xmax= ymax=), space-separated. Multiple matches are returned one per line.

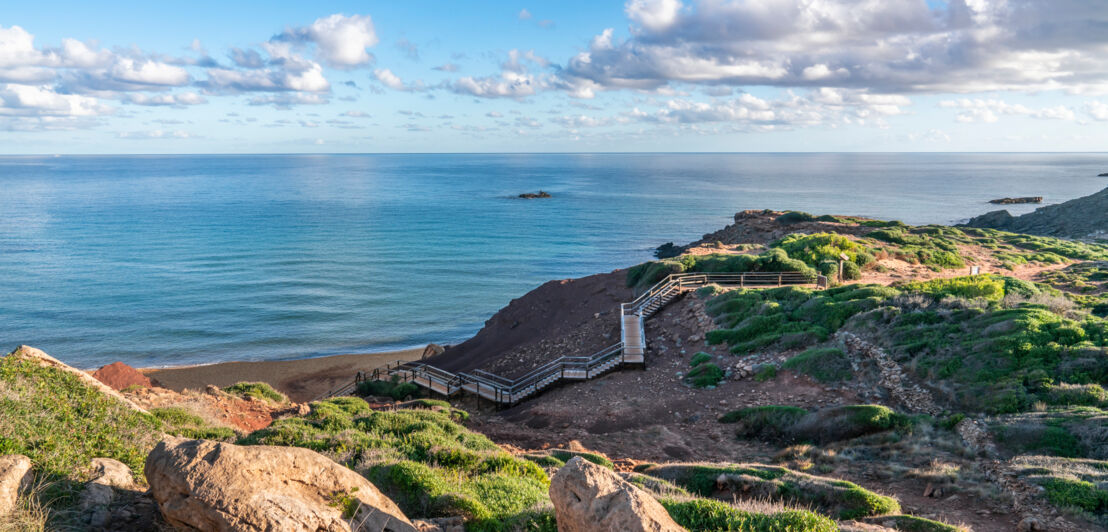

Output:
xmin=1 ymin=0 xmax=1106 ymax=153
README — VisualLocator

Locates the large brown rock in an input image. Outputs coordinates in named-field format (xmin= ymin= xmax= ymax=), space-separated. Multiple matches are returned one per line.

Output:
xmin=145 ymin=437 xmax=416 ymax=532
xmin=93 ymin=361 xmax=154 ymax=391
xmin=549 ymin=457 xmax=685 ymax=532
xmin=0 ymin=455 xmax=33 ymax=518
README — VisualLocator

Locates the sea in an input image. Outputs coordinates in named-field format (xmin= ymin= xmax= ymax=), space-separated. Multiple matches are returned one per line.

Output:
xmin=1 ymin=153 xmax=1105 ymax=369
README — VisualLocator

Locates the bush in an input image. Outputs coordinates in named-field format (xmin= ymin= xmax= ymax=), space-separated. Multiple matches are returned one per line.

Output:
xmin=720 ymin=405 xmax=809 ymax=440
xmin=358 ymin=377 xmax=421 ymax=401
xmin=660 ymin=498 xmax=838 ymax=532
xmin=645 ymin=462 xmax=899 ymax=520
xmin=900 ymin=275 xmax=1005 ymax=302
xmin=783 ymin=348 xmax=853 ymax=383
xmin=776 ymin=211 xmax=817 ymax=224
xmin=223 ymin=381 xmax=288 ymax=403
xmin=1041 ymin=477 xmax=1108 ymax=513
xmin=690 ymin=352 xmax=713 ymax=367
xmin=686 ymin=362 xmax=725 ymax=388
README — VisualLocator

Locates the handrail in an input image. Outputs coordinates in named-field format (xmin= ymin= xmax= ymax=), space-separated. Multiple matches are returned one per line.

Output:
xmin=326 ymin=270 xmax=816 ymax=404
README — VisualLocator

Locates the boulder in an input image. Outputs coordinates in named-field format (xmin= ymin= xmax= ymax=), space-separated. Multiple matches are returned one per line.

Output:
xmin=145 ymin=437 xmax=416 ymax=532
xmin=0 ymin=455 xmax=33 ymax=518
xmin=421 ymin=343 xmax=446 ymax=359
xmin=93 ymin=361 xmax=154 ymax=391
xmin=549 ymin=456 xmax=684 ymax=532
xmin=5 ymin=345 xmax=147 ymax=413
xmin=81 ymin=458 xmax=137 ymax=527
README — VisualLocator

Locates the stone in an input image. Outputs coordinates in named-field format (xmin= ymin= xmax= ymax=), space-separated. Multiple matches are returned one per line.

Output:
xmin=549 ymin=456 xmax=684 ymax=532
xmin=0 ymin=455 xmax=33 ymax=518
xmin=145 ymin=437 xmax=416 ymax=532
xmin=90 ymin=457 xmax=135 ymax=489
xmin=1017 ymin=517 xmax=1044 ymax=532
xmin=80 ymin=458 xmax=137 ymax=523
xmin=421 ymin=343 xmax=446 ymax=359
xmin=92 ymin=361 xmax=154 ymax=391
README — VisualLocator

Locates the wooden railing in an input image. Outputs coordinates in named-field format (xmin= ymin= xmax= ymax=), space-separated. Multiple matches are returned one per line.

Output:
xmin=319 ymin=271 xmax=817 ymax=404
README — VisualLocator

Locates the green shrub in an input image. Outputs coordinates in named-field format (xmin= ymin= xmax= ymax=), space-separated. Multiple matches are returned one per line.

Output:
xmin=645 ymin=463 xmax=898 ymax=520
xmin=754 ymin=365 xmax=777 ymax=382
xmin=900 ymin=275 xmax=1005 ymax=302
xmin=776 ymin=211 xmax=817 ymax=224
xmin=687 ymin=362 xmax=725 ymax=388
xmin=358 ymin=377 xmax=421 ymax=401
xmin=690 ymin=352 xmax=713 ymax=367
xmin=1040 ymin=477 xmax=1108 ymax=513
xmin=860 ymin=514 xmax=964 ymax=532
xmin=549 ymin=450 xmax=614 ymax=469
xmin=660 ymin=498 xmax=838 ymax=532
xmin=782 ymin=348 xmax=853 ymax=383
xmin=223 ymin=381 xmax=287 ymax=403
xmin=720 ymin=405 xmax=809 ymax=440
xmin=788 ymin=405 xmax=908 ymax=444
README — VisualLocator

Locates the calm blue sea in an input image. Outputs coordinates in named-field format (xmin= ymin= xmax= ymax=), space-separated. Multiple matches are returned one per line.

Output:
xmin=1 ymin=153 xmax=1105 ymax=368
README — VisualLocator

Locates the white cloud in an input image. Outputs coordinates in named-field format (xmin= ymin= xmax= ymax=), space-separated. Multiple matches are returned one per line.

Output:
xmin=939 ymin=99 xmax=1076 ymax=122
xmin=0 ymin=83 xmax=108 ymax=117
xmin=1084 ymin=101 xmax=1108 ymax=121
xmin=122 ymin=92 xmax=207 ymax=106
xmin=626 ymin=0 xmax=683 ymax=33
xmin=279 ymin=14 xmax=379 ymax=68
xmin=519 ymin=9 xmax=532 ymax=20
xmin=109 ymin=58 xmax=189 ymax=86
xmin=117 ymin=129 xmax=193 ymax=139
xmin=452 ymin=71 xmax=543 ymax=99
xmin=558 ymin=0 xmax=1108 ymax=96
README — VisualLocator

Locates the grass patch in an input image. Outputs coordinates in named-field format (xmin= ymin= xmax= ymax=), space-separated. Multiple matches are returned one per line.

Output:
xmin=643 ymin=463 xmax=899 ymax=520
xmin=223 ymin=381 xmax=287 ymax=403
xmin=686 ymin=361 xmax=725 ymax=388
xmin=660 ymin=497 xmax=839 ymax=532
xmin=782 ymin=347 xmax=853 ymax=383
xmin=722 ymin=404 xmax=907 ymax=445
xmin=150 ymin=407 xmax=236 ymax=441
xmin=0 ymin=350 xmax=160 ymax=484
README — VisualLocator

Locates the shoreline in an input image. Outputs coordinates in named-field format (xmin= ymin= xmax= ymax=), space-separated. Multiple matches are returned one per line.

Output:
xmin=142 ymin=348 xmax=426 ymax=403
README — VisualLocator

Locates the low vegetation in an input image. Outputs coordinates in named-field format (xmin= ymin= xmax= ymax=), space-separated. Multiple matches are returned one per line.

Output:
xmin=240 ymin=397 xmax=554 ymax=531
xmin=0 ymin=351 xmax=161 ymax=486
xmin=150 ymin=407 xmax=236 ymax=441
xmin=685 ymin=352 xmax=725 ymax=388
xmin=781 ymin=347 xmax=853 ymax=383
xmin=1011 ymin=455 xmax=1108 ymax=518
xmin=720 ymin=404 xmax=909 ymax=444
xmin=640 ymin=463 xmax=900 ymax=520
xmin=222 ymin=381 xmax=287 ymax=403
xmin=357 ymin=376 xmax=421 ymax=401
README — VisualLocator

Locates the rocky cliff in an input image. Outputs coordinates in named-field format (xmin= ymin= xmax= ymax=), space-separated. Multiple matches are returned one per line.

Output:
xmin=964 ymin=186 xmax=1108 ymax=240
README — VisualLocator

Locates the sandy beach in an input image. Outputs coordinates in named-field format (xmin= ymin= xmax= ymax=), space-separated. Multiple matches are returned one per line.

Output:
xmin=143 ymin=348 xmax=425 ymax=402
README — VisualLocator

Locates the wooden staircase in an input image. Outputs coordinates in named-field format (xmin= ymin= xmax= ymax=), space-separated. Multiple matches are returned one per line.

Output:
xmin=322 ymin=271 xmax=818 ymax=404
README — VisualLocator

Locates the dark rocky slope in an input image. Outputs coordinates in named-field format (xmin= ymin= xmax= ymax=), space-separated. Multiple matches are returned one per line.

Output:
xmin=964 ymin=186 xmax=1108 ymax=240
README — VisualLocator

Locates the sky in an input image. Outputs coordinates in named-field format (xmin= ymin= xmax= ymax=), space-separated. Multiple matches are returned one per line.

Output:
xmin=1 ymin=0 xmax=1107 ymax=154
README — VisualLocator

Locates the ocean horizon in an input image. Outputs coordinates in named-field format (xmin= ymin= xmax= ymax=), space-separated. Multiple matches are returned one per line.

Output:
xmin=2 ymin=152 xmax=1105 ymax=369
